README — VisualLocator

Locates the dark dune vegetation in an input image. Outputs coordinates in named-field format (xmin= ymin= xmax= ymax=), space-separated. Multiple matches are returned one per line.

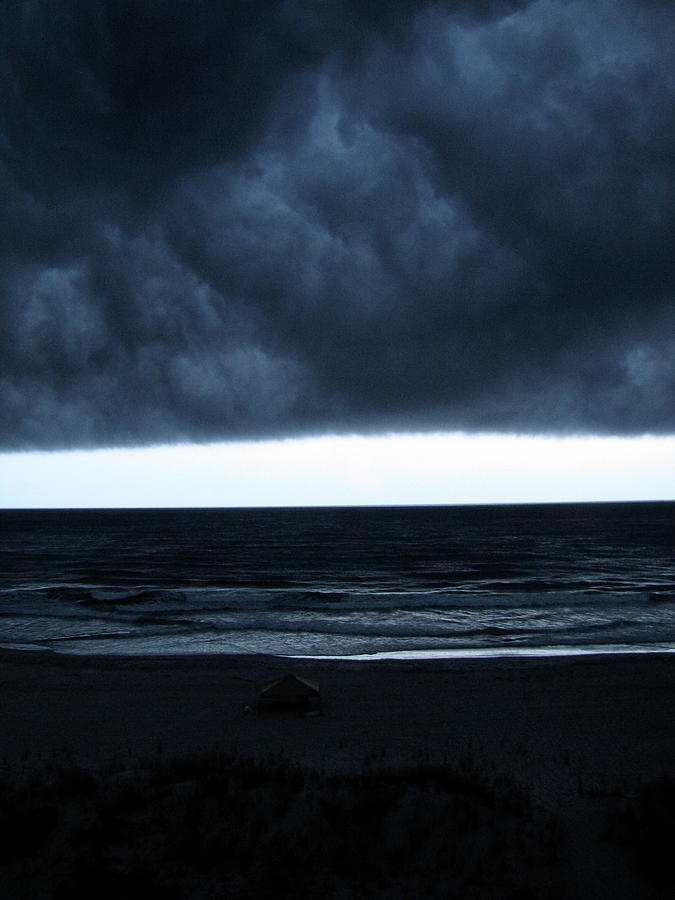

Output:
xmin=4 ymin=752 xmax=675 ymax=898
xmin=1 ymin=753 xmax=568 ymax=899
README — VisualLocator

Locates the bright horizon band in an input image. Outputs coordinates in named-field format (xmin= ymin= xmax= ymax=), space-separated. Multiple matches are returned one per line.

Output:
xmin=1 ymin=432 xmax=674 ymax=509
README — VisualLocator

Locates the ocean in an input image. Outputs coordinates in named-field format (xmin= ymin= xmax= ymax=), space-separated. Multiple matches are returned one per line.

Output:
xmin=0 ymin=502 xmax=673 ymax=659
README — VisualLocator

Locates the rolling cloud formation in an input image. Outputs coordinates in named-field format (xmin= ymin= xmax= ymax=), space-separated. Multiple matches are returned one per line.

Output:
xmin=1 ymin=0 xmax=674 ymax=449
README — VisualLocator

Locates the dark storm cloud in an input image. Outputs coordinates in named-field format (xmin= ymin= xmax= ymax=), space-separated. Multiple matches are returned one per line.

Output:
xmin=1 ymin=0 xmax=673 ymax=449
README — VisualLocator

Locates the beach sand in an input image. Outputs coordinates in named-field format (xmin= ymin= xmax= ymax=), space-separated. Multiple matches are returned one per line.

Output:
xmin=2 ymin=648 xmax=674 ymax=897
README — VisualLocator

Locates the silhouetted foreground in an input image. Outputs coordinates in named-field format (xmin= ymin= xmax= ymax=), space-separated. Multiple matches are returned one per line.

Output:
xmin=4 ymin=752 xmax=675 ymax=898
xmin=2 ymin=753 xmax=567 ymax=899
xmin=604 ymin=776 xmax=675 ymax=894
xmin=2 ymin=648 xmax=675 ymax=897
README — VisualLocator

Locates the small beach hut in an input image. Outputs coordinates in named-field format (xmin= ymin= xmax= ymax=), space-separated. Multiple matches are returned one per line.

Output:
xmin=256 ymin=674 xmax=322 ymax=716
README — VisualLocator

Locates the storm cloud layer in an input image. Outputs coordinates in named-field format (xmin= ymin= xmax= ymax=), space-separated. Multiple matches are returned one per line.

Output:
xmin=1 ymin=0 xmax=674 ymax=450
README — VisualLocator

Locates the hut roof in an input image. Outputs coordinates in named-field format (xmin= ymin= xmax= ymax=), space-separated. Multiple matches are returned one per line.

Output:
xmin=259 ymin=674 xmax=320 ymax=699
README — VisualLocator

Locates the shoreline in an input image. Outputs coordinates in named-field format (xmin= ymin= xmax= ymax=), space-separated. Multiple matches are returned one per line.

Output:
xmin=4 ymin=641 xmax=675 ymax=664
xmin=4 ymin=640 xmax=675 ymax=662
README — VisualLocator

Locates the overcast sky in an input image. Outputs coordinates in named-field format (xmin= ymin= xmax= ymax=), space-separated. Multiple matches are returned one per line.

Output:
xmin=1 ymin=1 xmax=674 ymax=477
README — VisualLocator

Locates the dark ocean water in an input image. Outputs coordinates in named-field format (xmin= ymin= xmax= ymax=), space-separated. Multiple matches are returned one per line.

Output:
xmin=0 ymin=502 xmax=673 ymax=659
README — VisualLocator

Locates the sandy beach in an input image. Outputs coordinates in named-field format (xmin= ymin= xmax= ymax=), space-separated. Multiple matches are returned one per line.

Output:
xmin=2 ymin=648 xmax=674 ymax=897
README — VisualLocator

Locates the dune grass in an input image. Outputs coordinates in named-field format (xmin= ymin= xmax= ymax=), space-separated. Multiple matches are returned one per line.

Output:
xmin=604 ymin=775 xmax=675 ymax=891
xmin=0 ymin=750 xmax=569 ymax=899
